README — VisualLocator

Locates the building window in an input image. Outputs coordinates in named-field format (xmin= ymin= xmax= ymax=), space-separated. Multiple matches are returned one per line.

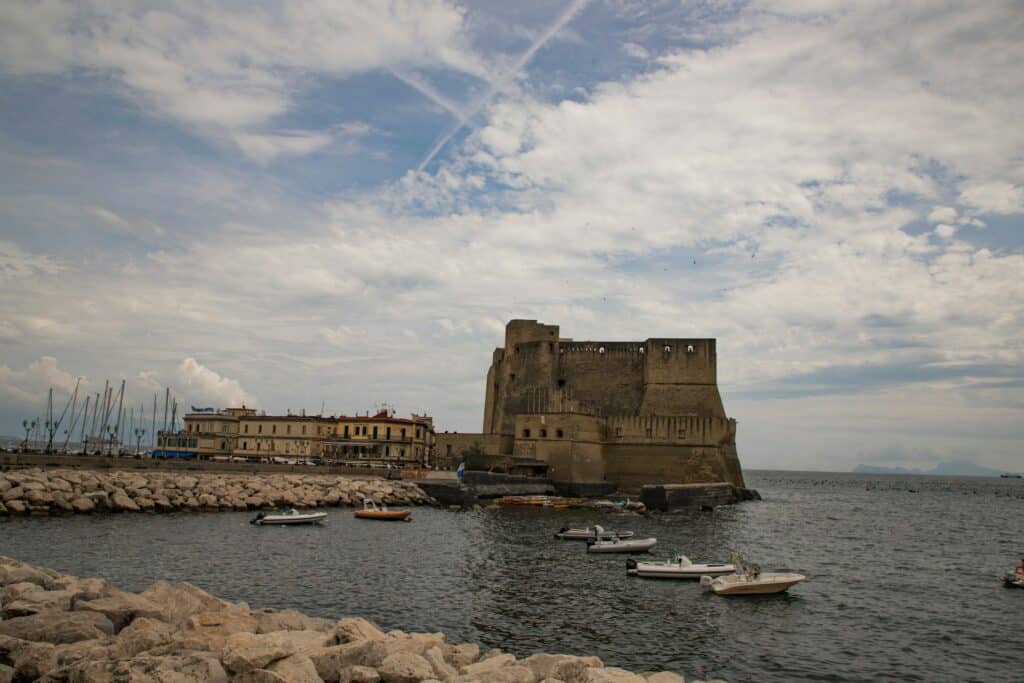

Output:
xmin=344 ymin=425 xmax=350 ymax=438
xmin=540 ymin=429 xmax=547 ymax=438
xmin=645 ymin=427 xmax=653 ymax=438
xmin=678 ymin=429 xmax=687 ymax=439
xmin=244 ymin=425 xmax=248 ymax=433
xmin=286 ymin=425 xmax=291 ymax=434
xmin=272 ymin=425 xmax=277 ymax=434
xmin=386 ymin=427 xmax=391 ymax=440
xmin=372 ymin=426 xmax=378 ymax=439
xmin=416 ymin=428 xmax=421 ymax=439
xmin=556 ymin=429 xmax=564 ymax=438
xmin=615 ymin=427 xmax=623 ymax=438
xmin=220 ymin=441 xmax=226 ymax=449
xmin=523 ymin=428 xmax=531 ymax=437
xmin=258 ymin=425 xmax=262 ymax=434
xmin=510 ymin=373 xmax=516 ymax=382
xmin=242 ymin=441 xmax=247 ymax=450
xmin=446 ymin=444 xmax=452 ymax=456
xmin=557 ymin=379 xmax=565 ymax=389
xmin=302 ymin=425 xmax=306 ymax=435
xmin=401 ymin=428 xmax=406 ymax=439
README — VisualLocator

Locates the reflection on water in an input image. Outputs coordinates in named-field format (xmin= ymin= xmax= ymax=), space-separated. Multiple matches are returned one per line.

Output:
xmin=1 ymin=471 xmax=1022 ymax=682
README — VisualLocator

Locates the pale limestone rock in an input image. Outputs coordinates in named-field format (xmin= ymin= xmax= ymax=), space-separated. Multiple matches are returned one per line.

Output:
xmin=69 ymin=496 xmax=95 ymax=513
xmin=523 ymin=654 xmax=588 ymax=680
xmin=586 ymin=667 xmax=647 ymax=683
xmin=0 ymin=609 xmax=115 ymax=644
xmin=0 ymin=557 xmax=60 ymax=587
xmin=4 ymin=501 xmax=25 ymax=514
xmin=72 ymin=651 xmax=229 ymax=683
xmin=378 ymin=651 xmax=434 ymax=683
xmin=2 ymin=488 xmax=23 ymax=503
xmin=0 ymin=502 xmax=6 ymax=515
xmin=19 ymin=481 xmax=44 ymax=492
xmin=346 ymin=664 xmax=382 ymax=682
xmin=460 ymin=652 xmax=516 ymax=677
xmin=0 ymin=663 xmax=12 ymax=683
xmin=0 ymin=635 xmax=56 ymax=680
xmin=74 ymin=590 xmax=164 ymax=631
xmin=488 ymin=665 xmax=537 ymax=683
xmin=48 ymin=478 xmax=72 ymax=493
xmin=116 ymin=616 xmax=177 ymax=656
xmin=310 ymin=640 xmax=378 ymax=681
xmin=109 ymin=491 xmax=139 ymax=512
xmin=423 ymin=645 xmax=457 ymax=681
xmin=1 ymin=587 xmax=78 ymax=617
xmin=25 ymin=489 xmax=54 ymax=506
xmin=186 ymin=608 xmax=259 ymax=649
xmin=139 ymin=580 xmax=228 ymax=624
xmin=0 ymin=479 xmax=10 ymax=493
xmin=256 ymin=608 xmax=334 ymax=634
xmin=335 ymin=617 xmax=387 ymax=643
xmin=223 ymin=630 xmax=333 ymax=673
xmin=646 ymin=673 xmax=685 ymax=683
xmin=443 ymin=642 xmax=480 ymax=667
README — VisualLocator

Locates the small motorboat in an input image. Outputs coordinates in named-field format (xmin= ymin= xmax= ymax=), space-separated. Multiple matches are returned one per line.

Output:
xmin=586 ymin=526 xmax=656 ymax=554
xmin=555 ymin=526 xmax=635 ymax=541
xmin=700 ymin=556 xmax=805 ymax=595
xmin=626 ymin=554 xmax=734 ymax=579
xmin=250 ymin=509 xmax=327 ymax=526
xmin=1004 ymin=572 xmax=1024 ymax=588
xmin=354 ymin=500 xmax=412 ymax=521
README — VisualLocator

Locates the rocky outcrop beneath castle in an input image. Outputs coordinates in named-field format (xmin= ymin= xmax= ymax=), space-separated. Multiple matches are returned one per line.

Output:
xmin=0 ymin=468 xmax=432 ymax=516
xmin=0 ymin=556 xmax=720 ymax=683
xmin=640 ymin=483 xmax=761 ymax=512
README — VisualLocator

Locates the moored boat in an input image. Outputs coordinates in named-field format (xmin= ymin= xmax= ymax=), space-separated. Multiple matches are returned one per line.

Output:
xmin=555 ymin=526 xmax=635 ymax=540
xmin=1004 ymin=572 xmax=1024 ymax=589
xmin=700 ymin=557 xmax=805 ymax=595
xmin=1000 ymin=473 xmax=1022 ymax=479
xmin=354 ymin=500 xmax=412 ymax=521
xmin=250 ymin=509 xmax=327 ymax=526
xmin=586 ymin=527 xmax=656 ymax=554
xmin=626 ymin=554 xmax=734 ymax=579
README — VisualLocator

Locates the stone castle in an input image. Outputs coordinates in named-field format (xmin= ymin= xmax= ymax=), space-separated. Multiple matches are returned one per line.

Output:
xmin=437 ymin=319 xmax=746 ymax=493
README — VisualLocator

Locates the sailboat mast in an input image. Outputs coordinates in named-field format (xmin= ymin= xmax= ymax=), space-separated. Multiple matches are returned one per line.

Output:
xmin=151 ymin=394 xmax=157 ymax=449
xmin=45 ymin=387 xmax=54 ymax=452
xmin=60 ymin=380 xmax=81 ymax=452
xmin=111 ymin=379 xmax=125 ymax=455
xmin=79 ymin=396 xmax=91 ymax=454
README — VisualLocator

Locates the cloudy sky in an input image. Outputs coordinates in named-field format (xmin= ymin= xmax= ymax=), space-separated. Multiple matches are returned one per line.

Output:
xmin=1 ymin=0 xmax=1022 ymax=471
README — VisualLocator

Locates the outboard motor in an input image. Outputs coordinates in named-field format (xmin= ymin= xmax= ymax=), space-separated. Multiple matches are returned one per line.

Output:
xmin=250 ymin=512 xmax=265 ymax=525
xmin=586 ymin=538 xmax=596 ymax=547
xmin=626 ymin=558 xmax=638 ymax=575
xmin=700 ymin=575 xmax=714 ymax=592
xmin=554 ymin=526 xmax=569 ymax=538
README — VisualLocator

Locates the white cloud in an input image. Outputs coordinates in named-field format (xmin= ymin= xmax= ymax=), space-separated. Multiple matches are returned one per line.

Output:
xmin=87 ymin=206 xmax=164 ymax=240
xmin=177 ymin=358 xmax=255 ymax=408
xmin=959 ymin=181 xmax=1024 ymax=214
xmin=927 ymin=206 xmax=957 ymax=224
xmin=0 ymin=0 xmax=490 ymax=162
xmin=0 ymin=356 xmax=79 ymax=407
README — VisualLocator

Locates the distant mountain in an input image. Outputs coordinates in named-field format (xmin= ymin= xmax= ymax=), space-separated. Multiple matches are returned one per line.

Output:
xmin=853 ymin=460 xmax=1007 ymax=477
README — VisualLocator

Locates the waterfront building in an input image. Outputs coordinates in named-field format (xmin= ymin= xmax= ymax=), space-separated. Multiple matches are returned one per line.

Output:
xmin=158 ymin=407 xmax=435 ymax=466
xmin=435 ymin=319 xmax=747 ymax=492
xmin=323 ymin=411 xmax=435 ymax=467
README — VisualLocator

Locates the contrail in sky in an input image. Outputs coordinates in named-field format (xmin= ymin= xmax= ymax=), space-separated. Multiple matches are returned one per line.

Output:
xmin=415 ymin=0 xmax=589 ymax=172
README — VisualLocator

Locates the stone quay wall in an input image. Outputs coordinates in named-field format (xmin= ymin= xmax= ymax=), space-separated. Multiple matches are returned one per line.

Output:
xmin=0 ymin=556 xmax=717 ymax=683
xmin=0 ymin=468 xmax=432 ymax=516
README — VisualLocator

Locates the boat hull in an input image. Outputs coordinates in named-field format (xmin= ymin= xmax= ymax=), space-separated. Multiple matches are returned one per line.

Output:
xmin=556 ymin=528 xmax=635 ymax=540
xmin=1004 ymin=573 xmax=1024 ymax=588
xmin=253 ymin=512 xmax=327 ymax=526
xmin=706 ymin=572 xmax=806 ymax=595
xmin=586 ymin=538 xmax=657 ymax=554
xmin=354 ymin=509 xmax=411 ymax=521
xmin=628 ymin=563 xmax=734 ymax=579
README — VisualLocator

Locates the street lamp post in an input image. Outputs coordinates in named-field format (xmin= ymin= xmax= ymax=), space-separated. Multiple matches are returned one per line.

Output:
xmin=21 ymin=419 xmax=37 ymax=452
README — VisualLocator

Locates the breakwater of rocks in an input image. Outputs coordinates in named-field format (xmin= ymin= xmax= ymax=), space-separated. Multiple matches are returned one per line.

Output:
xmin=0 ymin=468 xmax=432 ymax=516
xmin=0 ymin=556 xmax=712 ymax=683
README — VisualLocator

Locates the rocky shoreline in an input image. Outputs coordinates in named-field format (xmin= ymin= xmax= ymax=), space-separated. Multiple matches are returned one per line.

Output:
xmin=0 ymin=556 xmax=717 ymax=682
xmin=0 ymin=468 xmax=432 ymax=516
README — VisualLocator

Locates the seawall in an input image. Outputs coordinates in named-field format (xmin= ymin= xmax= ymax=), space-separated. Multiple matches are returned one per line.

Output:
xmin=0 ymin=555 xmax=708 ymax=682
xmin=0 ymin=468 xmax=432 ymax=516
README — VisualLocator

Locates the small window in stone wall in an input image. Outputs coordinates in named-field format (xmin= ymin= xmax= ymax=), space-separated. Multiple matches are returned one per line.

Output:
xmin=510 ymin=373 xmax=516 ymax=382
xmin=645 ymin=427 xmax=652 ymax=438
xmin=523 ymin=428 xmax=531 ymax=437
xmin=615 ymin=427 xmax=623 ymax=438
xmin=557 ymin=379 xmax=566 ymax=389
xmin=687 ymin=344 xmax=695 ymax=353
xmin=540 ymin=428 xmax=547 ymax=438
xmin=678 ymin=429 xmax=687 ymax=439
xmin=556 ymin=429 xmax=564 ymax=438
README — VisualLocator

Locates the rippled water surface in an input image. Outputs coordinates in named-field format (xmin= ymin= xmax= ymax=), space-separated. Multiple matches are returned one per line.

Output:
xmin=2 ymin=471 xmax=1023 ymax=681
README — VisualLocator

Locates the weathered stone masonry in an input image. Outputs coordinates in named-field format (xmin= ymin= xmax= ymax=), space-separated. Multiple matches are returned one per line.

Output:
xmin=441 ymin=320 xmax=746 ymax=491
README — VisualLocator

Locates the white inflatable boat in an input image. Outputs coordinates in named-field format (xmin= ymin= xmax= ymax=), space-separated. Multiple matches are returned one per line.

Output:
xmin=626 ymin=554 xmax=734 ymax=579
xmin=250 ymin=509 xmax=327 ymax=526
xmin=555 ymin=526 xmax=635 ymax=540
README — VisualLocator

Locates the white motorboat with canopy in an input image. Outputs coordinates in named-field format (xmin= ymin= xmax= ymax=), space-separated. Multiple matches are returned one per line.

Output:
xmin=250 ymin=509 xmax=327 ymax=526
xmin=700 ymin=555 xmax=805 ymax=595
xmin=586 ymin=526 xmax=656 ymax=554
xmin=626 ymin=554 xmax=734 ymax=579
xmin=555 ymin=526 xmax=635 ymax=540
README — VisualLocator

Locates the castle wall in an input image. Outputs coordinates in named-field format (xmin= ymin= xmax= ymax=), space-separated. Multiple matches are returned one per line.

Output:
xmin=557 ymin=343 xmax=646 ymax=416
xmin=512 ymin=414 xmax=605 ymax=483
xmin=603 ymin=445 xmax=738 ymax=491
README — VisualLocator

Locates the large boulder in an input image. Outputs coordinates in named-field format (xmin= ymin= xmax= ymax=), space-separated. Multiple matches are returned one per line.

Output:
xmin=645 ymin=673 xmax=685 ymax=683
xmin=69 ymin=497 xmax=95 ymax=513
xmin=255 ymin=608 xmax=334 ymax=634
xmin=460 ymin=652 xmax=516 ymax=677
xmin=586 ymin=668 xmax=648 ymax=683
xmin=68 ymin=651 xmax=229 ymax=683
xmin=116 ymin=616 xmax=178 ymax=656
xmin=222 ymin=631 xmax=333 ymax=674
xmin=2 ymin=488 xmax=24 ymax=503
xmin=310 ymin=640 xmax=378 ymax=681
xmin=378 ymin=651 xmax=433 ymax=683
xmin=109 ymin=490 xmax=140 ymax=512
xmin=185 ymin=608 xmax=260 ymax=650
xmin=423 ymin=645 xmax=457 ymax=681
xmin=0 ymin=609 xmax=115 ymax=644
xmin=0 ymin=558 xmax=60 ymax=588
xmin=443 ymin=642 xmax=480 ymax=668
xmin=74 ymin=590 xmax=165 ymax=631
xmin=235 ymin=653 xmax=324 ymax=683
xmin=334 ymin=617 xmax=387 ymax=644
xmin=139 ymin=580 xmax=228 ymax=624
